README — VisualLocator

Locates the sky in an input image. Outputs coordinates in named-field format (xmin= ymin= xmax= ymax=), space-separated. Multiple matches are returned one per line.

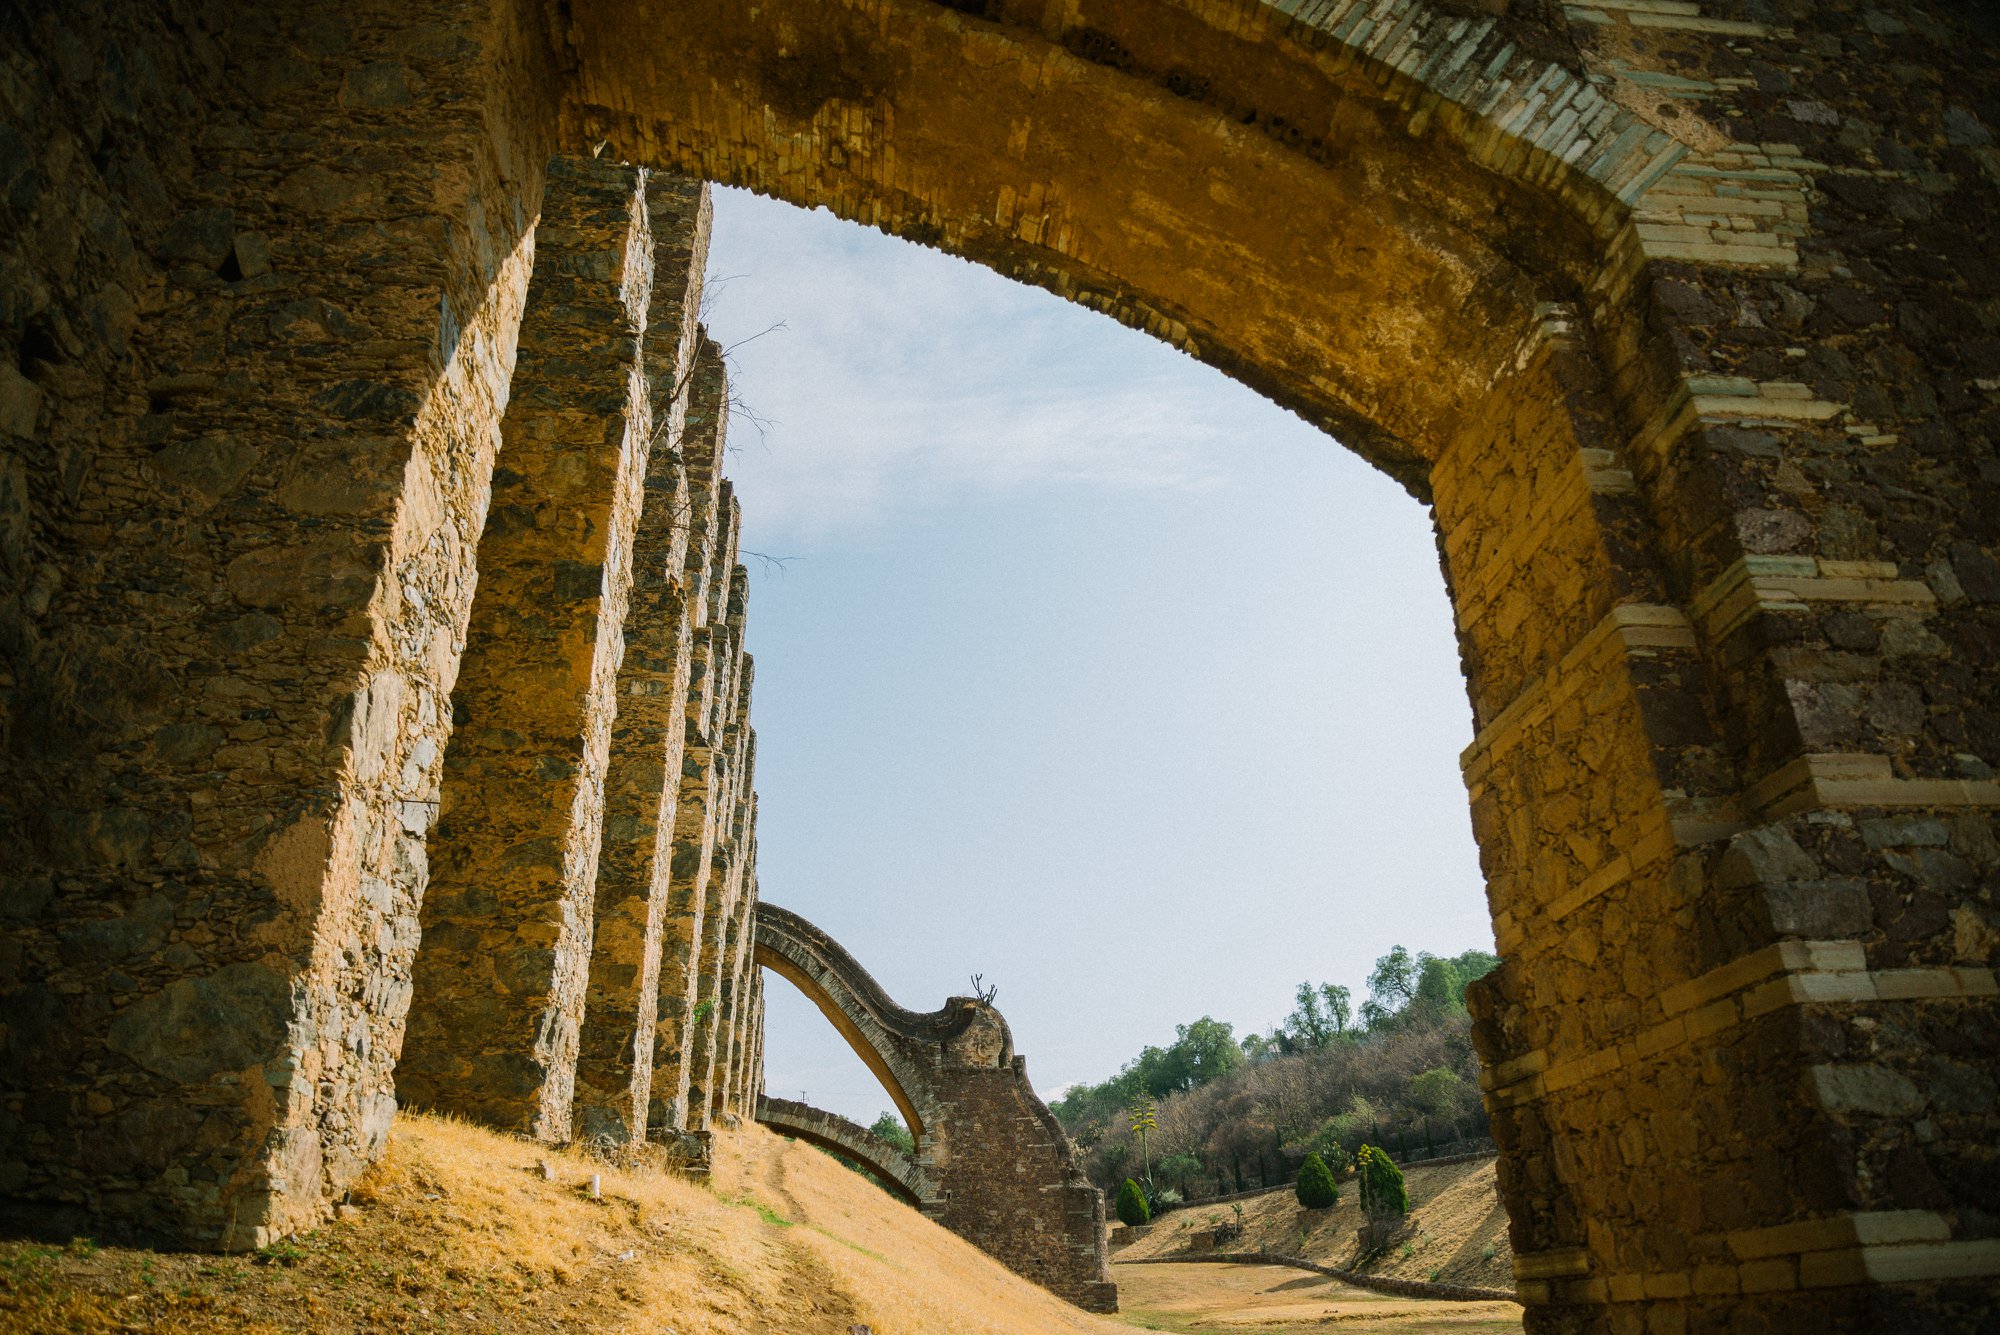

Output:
xmin=700 ymin=187 xmax=1493 ymax=1127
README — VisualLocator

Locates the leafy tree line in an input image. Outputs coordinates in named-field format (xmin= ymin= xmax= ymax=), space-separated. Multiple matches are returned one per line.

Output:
xmin=1051 ymin=945 xmax=1498 ymax=1202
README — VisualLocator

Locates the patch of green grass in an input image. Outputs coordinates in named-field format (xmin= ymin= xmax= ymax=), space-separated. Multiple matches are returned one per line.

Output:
xmin=63 ymin=1237 xmax=98 ymax=1258
xmin=721 ymin=1192 xmax=794 ymax=1229
xmin=254 ymin=1241 xmax=309 ymax=1266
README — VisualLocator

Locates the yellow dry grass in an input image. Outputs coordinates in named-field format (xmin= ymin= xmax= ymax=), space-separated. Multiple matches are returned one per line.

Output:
xmin=0 ymin=1111 xmax=1122 ymax=1334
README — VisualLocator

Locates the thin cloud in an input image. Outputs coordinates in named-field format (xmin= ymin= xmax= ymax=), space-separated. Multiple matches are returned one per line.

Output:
xmin=704 ymin=190 xmax=1240 ymax=542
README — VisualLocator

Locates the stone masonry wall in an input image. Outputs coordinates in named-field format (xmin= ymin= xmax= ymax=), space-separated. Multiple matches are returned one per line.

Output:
xmin=570 ymin=180 xmax=709 ymax=1146
xmin=0 ymin=0 xmax=767 ymax=1240
xmin=392 ymin=157 xmax=762 ymax=1157
xmin=560 ymin=1 xmax=2000 ymax=1327
xmin=5 ymin=1 xmax=1997 ymax=1329
xmin=396 ymin=154 xmax=673 ymax=1140
xmin=0 ymin=0 xmax=557 ymax=1248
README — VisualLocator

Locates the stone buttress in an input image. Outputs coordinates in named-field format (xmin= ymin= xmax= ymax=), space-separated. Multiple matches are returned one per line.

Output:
xmin=397 ymin=156 xmax=676 ymax=1140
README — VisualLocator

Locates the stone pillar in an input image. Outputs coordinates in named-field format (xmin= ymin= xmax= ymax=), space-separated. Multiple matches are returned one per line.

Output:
xmin=0 ymin=0 xmax=553 ymax=1247
xmin=1433 ymin=306 xmax=1752 ymax=1321
xmin=648 ymin=345 xmax=731 ymax=1138
xmin=684 ymin=638 xmax=755 ymax=1133
xmin=569 ymin=180 xmax=710 ymax=1146
xmin=397 ymin=156 xmax=663 ymax=1142
xmin=712 ymin=827 xmax=760 ymax=1122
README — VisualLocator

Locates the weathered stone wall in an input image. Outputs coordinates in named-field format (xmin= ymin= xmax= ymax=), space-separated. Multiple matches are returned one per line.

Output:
xmin=569 ymin=179 xmax=708 ymax=1146
xmin=389 ymin=156 xmax=761 ymax=1156
xmin=396 ymin=155 xmax=675 ymax=1140
xmin=0 ymin=0 xmax=767 ymax=1240
xmin=753 ymin=904 xmax=1119 ymax=1312
xmin=0 ymin=0 xmax=556 ymax=1248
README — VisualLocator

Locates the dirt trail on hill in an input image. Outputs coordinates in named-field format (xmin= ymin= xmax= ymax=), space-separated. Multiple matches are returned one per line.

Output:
xmin=1113 ymin=1262 xmax=1522 ymax=1333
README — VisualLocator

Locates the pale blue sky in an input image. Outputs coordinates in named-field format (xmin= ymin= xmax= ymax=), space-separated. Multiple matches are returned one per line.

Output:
xmin=702 ymin=187 xmax=1492 ymax=1125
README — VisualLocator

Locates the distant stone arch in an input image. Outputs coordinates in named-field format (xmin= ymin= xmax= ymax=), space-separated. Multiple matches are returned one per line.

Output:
xmin=754 ymin=903 xmax=1117 ymax=1311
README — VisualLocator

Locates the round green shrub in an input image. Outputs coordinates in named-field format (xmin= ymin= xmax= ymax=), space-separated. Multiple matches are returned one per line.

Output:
xmin=1295 ymin=1152 xmax=1339 ymax=1209
xmin=1115 ymin=1177 xmax=1150 ymax=1226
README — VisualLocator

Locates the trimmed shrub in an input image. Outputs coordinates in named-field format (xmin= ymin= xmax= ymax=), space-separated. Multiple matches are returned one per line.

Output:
xmin=1295 ymin=1152 xmax=1338 ymax=1209
xmin=1115 ymin=1178 xmax=1150 ymax=1226
xmin=1355 ymin=1145 xmax=1408 ymax=1218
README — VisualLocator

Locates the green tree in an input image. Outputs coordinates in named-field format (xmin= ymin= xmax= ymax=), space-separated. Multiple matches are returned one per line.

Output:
xmin=868 ymin=1111 xmax=914 ymax=1155
xmin=1355 ymin=1145 xmax=1408 ymax=1218
xmin=1409 ymin=1068 xmax=1464 ymax=1117
xmin=1279 ymin=982 xmax=1352 ymax=1051
xmin=1172 ymin=1016 xmax=1243 ymax=1088
xmin=1115 ymin=1178 xmax=1150 ymax=1227
xmin=1295 ymin=1151 xmax=1339 ymax=1208
xmin=1367 ymin=946 xmax=1420 ymax=1014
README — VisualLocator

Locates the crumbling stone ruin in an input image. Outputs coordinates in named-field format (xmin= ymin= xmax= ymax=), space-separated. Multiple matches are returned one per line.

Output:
xmin=1 ymin=0 xmax=1998 ymax=1330
xmin=754 ymin=903 xmax=1118 ymax=1311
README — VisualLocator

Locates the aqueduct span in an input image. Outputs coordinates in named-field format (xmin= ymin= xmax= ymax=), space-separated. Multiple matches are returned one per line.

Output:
xmin=752 ymin=903 xmax=1116 ymax=1310
xmin=0 ymin=2 xmax=1994 ymax=1330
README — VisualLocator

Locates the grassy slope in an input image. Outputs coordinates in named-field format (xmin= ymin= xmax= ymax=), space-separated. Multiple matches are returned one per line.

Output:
xmin=1113 ymin=1156 xmax=1515 ymax=1292
xmin=0 ymin=1113 xmax=1122 ymax=1334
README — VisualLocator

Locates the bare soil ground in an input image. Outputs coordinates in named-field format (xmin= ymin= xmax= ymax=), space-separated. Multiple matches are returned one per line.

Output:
xmin=1113 ymin=1262 xmax=1522 ymax=1334
xmin=1113 ymin=1156 xmax=1514 ymax=1291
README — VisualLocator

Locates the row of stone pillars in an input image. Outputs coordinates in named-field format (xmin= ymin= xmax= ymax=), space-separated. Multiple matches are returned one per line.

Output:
xmin=391 ymin=157 xmax=767 ymax=1161
xmin=0 ymin=142 xmax=764 ymax=1249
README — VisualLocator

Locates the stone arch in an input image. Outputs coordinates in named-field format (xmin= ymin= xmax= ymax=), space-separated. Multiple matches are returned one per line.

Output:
xmin=555 ymin=5 xmax=2000 ymax=1328
xmin=753 ymin=903 xmax=1116 ymax=1310
xmin=561 ymin=0 xmax=1678 ymax=486
xmin=755 ymin=1095 xmax=943 ymax=1210
xmin=2 ymin=2 xmax=1994 ymax=1330
xmin=751 ymin=902 xmax=975 ymax=1146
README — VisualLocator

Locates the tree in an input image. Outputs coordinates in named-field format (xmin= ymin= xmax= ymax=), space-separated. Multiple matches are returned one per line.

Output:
xmin=1367 ymin=946 xmax=1420 ymax=1014
xmin=1356 ymin=1145 xmax=1408 ymax=1218
xmin=868 ymin=1111 xmax=914 ymax=1155
xmin=1172 ymin=1016 xmax=1243 ymax=1089
xmin=1295 ymin=1151 xmax=1338 ymax=1208
xmin=1409 ymin=1068 xmax=1464 ymax=1118
xmin=1115 ymin=1178 xmax=1150 ymax=1227
xmin=1278 ymin=982 xmax=1352 ymax=1052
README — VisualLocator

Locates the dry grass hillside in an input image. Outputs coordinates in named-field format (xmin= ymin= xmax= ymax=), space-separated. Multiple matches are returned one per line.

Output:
xmin=0 ymin=1112 xmax=1121 ymax=1334
xmin=1113 ymin=1155 xmax=1514 ymax=1292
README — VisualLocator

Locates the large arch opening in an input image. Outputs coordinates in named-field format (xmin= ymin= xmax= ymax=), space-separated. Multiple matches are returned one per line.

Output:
xmin=543 ymin=2 xmax=1999 ymax=1327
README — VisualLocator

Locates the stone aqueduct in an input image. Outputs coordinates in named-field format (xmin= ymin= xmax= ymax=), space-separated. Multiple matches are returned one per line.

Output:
xmin=753 ymin=903 xmax=1118 ymax=1310
xmin=0 ymin=0 xmax=1995 ymax=1330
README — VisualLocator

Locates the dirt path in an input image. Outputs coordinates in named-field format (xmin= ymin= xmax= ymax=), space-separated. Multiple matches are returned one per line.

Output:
xmin=1113 ymin=1262 xmax=1523 ymax=1334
